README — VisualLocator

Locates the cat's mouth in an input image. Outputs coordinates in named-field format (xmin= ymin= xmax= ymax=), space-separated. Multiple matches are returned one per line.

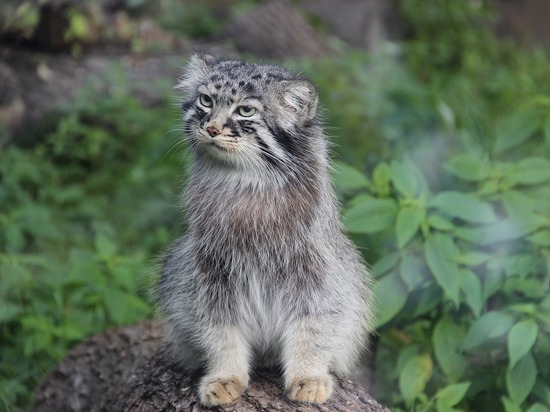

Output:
xmin=201 ymin=138 xmax=239 ymax=154
xmin=196 ymin=131 xmax=242 ymax=156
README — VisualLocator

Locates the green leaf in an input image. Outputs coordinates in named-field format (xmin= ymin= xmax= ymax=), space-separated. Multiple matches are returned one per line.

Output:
xmin=436 ymin=382 xmax=471 ymax=409
xmin=397 ymin=345 xmax=420 ymax=375
xmin=343 ymin=195 xmax=397 ymax=234
xmin=438 ymin=233 xmax=461 ymax=260
xmin=495 ymin=109 xmax=541 ymax=153
xmin=482 ymin=270 xmax=504 ymax=300
xmin=428 ymin=214 xmax=455 ymax=231
xmin=502 ymin=190 xmax=549 ymax=219
xmin=460 ymin=269 xmax=483 ymax=317
xmin=505 ymin=278 xmax=546 ymax=298
xmin=527 ymin=230 xmax=550 ymax=246
xmin=453 ymin=227 xmax=485 ymax=244
xmin=103 ymin=287 xmax=132 ymax=324
xmin=500 ymin=191 xmax=549 ymax=240
xmin=371 ymin=253 xmax=400 ymax=278
xmin=95 ymin=233 xmax=117 ymax=260
xmin=331 ymin=161 xmax=371 ymax=191
xmin=508 ymin=320 xmax=538 ymax=368
xmin=463 ymin=311 xmax=515 ymax=351
xmin=458 ymin=252 xmax=491 ymax=266
xmin=478 ymin=179 xmax=500 ymax=196
xmin=399 ymin=254 xmax=426 ymax=290
xmin=506 ymin=157 xmax=550 ymax=186
xmin=437 ymin=100 xmax=455 ymax=129
xmin=491 ymin=220 xmax=541 ymax=244
xmin=67 ymin=11 xmax=90 ymax=40
xmin=445 ymin=153 xmax=490 ymax=182
xmin=533 ymin=382 xmax=550 ymax=405
xmin=502 ymin=397 xmax=523 ymax=412
xmin=455 ymin=215 xmax=546 ymax=246
xmin=514 ymin=255 xmax=538 ymax=278
xmin=527 ymin=403 xmax=550 ymax=412
xmin=391 ymin=160 xmax=418 ymax=198
xmin=0 ymin=303 xmax=23 ymax=323
xmin=3 ymin=224 xmax=25 ymax=251
xmin=509 ymin=303 xmax=538 ymax=316
xmin=433 ymin=317 xmax=466 ymax=380
xmin=430 ymin=191 xmax=498 ymax=224
xmin=506 ymin=353 xmax=537 ymax=405
xmin=373 ymin=272 xmax=408 ymax=328
xmin=391 ymin=158 xmax=428 ymax=199
xmin=396 ymin=204 xmax=425 ymax=248
xmin=372 ymin=162 xmax=392 ymax=196
xmin=59 ymin=323 xmax=88 ymax=341
xmin=111 ymin=259 xmax=142 ymax=291
xmin=425 ymin=234 xmax=461 ymax=305
xmin=413 ymin=284 xmax=442 ymax=317
xmin=399 ymin=354 xmax=433 ymax=406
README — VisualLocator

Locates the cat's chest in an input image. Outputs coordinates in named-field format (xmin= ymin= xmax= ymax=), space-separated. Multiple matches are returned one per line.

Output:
xmin=190 ymin=180 xmax=318 ymax=242
xmin=238 ymin=268 xmax=286 ymax=342
xmin=193 ymin=194 xmax=291 ymax=243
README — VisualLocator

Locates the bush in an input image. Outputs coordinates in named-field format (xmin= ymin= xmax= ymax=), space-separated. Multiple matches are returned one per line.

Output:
xmin=2 ymin=3 xmax=549 ymax=410
xmin=0 ymin=67 xmax=183 ymax=410
xmin=293 ymin=50 xmax=435 ymax=167
xmin=337 ymin=104 xmax=550 ymax=410
xmin=297 ymin=3 xmax=550 ymax=409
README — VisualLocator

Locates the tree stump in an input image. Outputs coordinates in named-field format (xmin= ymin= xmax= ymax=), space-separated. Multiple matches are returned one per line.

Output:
xmin=33 ymin=321 xmax=389 ymax=412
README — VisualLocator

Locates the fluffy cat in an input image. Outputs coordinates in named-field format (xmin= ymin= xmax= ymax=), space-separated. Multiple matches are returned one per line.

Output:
xmin=158 ymin=53 xmax=372 ymax=406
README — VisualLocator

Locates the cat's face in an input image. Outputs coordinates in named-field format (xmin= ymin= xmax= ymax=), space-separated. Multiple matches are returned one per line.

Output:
xmin=178 ymin=54 xmax=319 ymax=171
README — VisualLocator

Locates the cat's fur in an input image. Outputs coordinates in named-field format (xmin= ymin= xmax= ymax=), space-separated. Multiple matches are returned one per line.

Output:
xmin=158 ymin=53 xmax=373 ymax=406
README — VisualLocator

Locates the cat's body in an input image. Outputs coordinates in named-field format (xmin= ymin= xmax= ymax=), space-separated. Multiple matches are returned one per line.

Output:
xmin=158 ymin=54 xmax=372 ymax=406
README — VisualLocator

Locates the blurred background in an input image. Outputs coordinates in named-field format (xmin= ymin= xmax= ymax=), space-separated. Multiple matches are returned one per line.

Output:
xmin=1 ymin=1 xmax=549 ymax=411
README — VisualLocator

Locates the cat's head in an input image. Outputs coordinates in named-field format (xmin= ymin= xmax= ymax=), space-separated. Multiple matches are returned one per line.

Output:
xmin=178 ymin=53 xmax=323 ymax=172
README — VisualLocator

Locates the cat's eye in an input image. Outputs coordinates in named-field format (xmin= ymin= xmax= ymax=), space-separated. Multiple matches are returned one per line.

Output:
xmin=237 ymin=106 xmax=256 ymax=117
xmin=199 ymin=94 xmax=213 ymax=108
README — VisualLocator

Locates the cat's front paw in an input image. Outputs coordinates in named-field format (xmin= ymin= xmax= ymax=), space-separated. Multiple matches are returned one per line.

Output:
xmin=285 ymin=375 xmax=333 ymax=404
xmin=198 ymin=375 xmax=248 ymax=406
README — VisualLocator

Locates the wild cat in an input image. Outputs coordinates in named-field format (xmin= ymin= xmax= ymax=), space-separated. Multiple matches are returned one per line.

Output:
xmin=158 ymin=53 xmax=372 ymax=406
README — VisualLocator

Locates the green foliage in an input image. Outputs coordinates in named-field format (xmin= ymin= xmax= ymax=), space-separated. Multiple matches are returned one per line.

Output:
xmin=315 ymin=6 xmax=550 ymax=410
xmin=295 ymin=51 xmax=435 ymax=166
xmin=2 ymin=3 xmax=549 ymax=411
xmin=155 ymin=0 xmax=230 ymax=39
xmin=0 ymin=67 xmax=183 ymax=410
xmin=338 ymin=91 xmax=550 ymax=411
xmin=0 ymin=1 xmax=39 ymax=39
xmin=398 ymin=0 xmax=497 ymax=79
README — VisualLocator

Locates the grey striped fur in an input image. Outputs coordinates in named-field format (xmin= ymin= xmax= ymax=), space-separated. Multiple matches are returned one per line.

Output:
xmin=158 ymin=54 xmax=373 ymax=406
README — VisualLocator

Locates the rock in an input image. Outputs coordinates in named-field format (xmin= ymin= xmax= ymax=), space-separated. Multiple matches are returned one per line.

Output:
xmin=0 ymin=44 xmax=234 ymax=143
xmin=493 ymin=0 xmax=550 ymax=47
xmin=33 ymin=321 xmax=389 ymax=412
xmin=0 ymin=61 xmax=26 ymax=136
xmin=299 ymin=0 xmax=402 ymax=51
xmin=222 ymin=0 xmax=332 ymax=60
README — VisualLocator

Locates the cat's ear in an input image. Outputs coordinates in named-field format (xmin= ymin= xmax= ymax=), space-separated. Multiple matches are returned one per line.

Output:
xmin=280 ymin=80 xmax=318 ymax=123
xmin=177 ymin=53 xmax=216 ymax=94
xmin=191 ymin=52 xmax=217 ymax=67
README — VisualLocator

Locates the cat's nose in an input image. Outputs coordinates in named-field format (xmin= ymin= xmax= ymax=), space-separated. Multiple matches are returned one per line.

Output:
xmin=206 ymin=126 xmax=220 ymax=137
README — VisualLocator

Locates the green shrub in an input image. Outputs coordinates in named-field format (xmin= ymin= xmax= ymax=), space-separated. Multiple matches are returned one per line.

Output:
xmin=293 ymin=50 xmax=438 ymax=167
xmin=0 ymin=67 xmax=183 ymax=410
xmin=336 ymin=102 xmax=550 ymax=410
xmin=2 ymin=3 xmax=549 ymax=410
xmin=398 ymin=0 xmax=497 ymax=80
